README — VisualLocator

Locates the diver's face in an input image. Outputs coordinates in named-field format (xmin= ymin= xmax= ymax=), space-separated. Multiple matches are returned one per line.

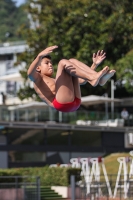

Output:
xmin=39 ymin=58 xmax=54 ymax=76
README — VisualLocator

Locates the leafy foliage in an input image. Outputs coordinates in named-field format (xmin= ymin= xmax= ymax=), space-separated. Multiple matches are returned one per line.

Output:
xmin=0 ymin=0 xmax=28 ymax=42
xmin=18 ymin=0 xmax=133 ymax=99
xmin=115 ymin=50 xmax=133 ymax=93
xmin=0 ymin=166 xmax=81 ymax=186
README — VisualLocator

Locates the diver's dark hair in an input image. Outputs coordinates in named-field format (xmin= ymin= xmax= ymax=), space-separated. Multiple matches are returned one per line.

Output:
xmin=34 ymin=54 xmax=51 ymax=61
xmin=41 ymin=54 xmax=51 ymax=59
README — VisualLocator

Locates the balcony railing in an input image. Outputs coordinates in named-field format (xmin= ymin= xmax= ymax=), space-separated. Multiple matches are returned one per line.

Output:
xmin=0 ymin=105 xmax=131 ymax=127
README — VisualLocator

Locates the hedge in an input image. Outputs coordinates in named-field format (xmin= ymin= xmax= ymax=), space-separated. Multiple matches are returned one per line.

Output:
xmin=0 ymin=166 xmax=81 ymax=186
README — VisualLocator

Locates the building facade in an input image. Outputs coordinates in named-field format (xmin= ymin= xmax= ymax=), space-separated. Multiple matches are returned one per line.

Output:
xmin=0 ymin=121 xmax=132 ymax=168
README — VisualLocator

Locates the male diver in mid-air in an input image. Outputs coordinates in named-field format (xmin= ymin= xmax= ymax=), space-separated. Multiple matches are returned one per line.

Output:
xmin=27 ymin=45 xmax=115 ymax=112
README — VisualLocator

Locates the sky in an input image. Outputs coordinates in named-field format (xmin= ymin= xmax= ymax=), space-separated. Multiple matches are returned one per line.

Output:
xmin=14 ymin=0 xmax=26 ymax=7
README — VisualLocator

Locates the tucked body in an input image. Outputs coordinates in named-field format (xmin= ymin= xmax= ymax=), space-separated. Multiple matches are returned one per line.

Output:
xmin=28 ymin=46 xmax=116 ymax=112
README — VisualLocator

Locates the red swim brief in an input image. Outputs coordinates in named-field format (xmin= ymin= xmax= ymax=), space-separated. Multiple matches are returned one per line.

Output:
xmin=52 ymin=97 xmax=81 ymax=112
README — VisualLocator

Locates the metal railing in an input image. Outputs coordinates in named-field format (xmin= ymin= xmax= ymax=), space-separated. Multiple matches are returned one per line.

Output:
xmin=0 ymin=41 xmax=27 ymax=47
xmin=0 ymin=176 xmax=40 ymax=200
xmin=70 ymin=174 xmax=133 ymax=200
xmin=1 ymin=174 xmax=133 ymax=200
xmin=0 ymin=106 xmax=125 ymax=123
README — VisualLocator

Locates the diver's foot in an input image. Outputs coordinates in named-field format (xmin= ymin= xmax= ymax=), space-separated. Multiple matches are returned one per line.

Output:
xmin=89 ymin=66 xmax=109 ymax=87
xmin=99 ymin=70 xmax=116 ymax=86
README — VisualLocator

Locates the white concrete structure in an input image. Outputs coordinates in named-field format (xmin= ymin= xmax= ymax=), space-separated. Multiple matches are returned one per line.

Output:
xmin=0 ymin=41 xmax=28 ymax=105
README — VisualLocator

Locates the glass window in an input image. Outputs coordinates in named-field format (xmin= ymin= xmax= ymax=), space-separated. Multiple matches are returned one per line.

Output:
xmin=47 ymin=130 xmax=68 ymax=145
xmin=71 ymin=131 xmax=101 ymax=146
xmin=1 ymin=108 xmax=10 ymax=121
xmin=9 ymin=151 xmax=46 ymax=162
xmin=6 ymin=81 xmax=16 ymax=95
xmin=7 ymin=128 xmax=45 ymax=145
xmin=6 ymin=60 xmax=14 ymax=70
xmin=38 ymin=108 xmax=51 ymax=121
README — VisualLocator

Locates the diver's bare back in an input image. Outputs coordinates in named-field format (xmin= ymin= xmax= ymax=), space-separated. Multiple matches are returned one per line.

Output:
xmin=34 ymin=76 xmax=56 ymax=107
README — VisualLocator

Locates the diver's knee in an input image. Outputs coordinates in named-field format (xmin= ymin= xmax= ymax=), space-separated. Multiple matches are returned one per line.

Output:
xmin=69 ymin=58 xmax=76 ymax=63
xmin=58 ymin=59 xmax=68 ymax=69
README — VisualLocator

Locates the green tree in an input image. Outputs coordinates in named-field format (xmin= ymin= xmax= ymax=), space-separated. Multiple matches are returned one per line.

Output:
xmin=18 ymin=0 xmax=133 ymax=100
xmin=0 ymin=0 xmax=28 ymax=42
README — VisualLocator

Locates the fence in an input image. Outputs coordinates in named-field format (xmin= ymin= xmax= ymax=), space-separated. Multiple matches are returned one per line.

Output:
xmin=0 ymin=105 xmax=123 ymax=123
xmin=70 ymin=174 xmax=133 ymax=200
xmin=0 ymin=176 xmax=40 ymax=200
xmin=1 ymin=174 xmax=133 ymax=200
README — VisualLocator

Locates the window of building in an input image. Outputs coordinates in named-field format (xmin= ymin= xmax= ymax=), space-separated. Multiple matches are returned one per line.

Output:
xmin=71 ymin=131 xmax=101 ymax=146
xmin=8 ymin=151 xmax=46 ymax=162
xmin=6 ymin=81 xmax=16 ymax=95
xmin=47 ymin=130 xmax=69 ymax=145
xmin=7 ymin=128 xmax=45 ymax=145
